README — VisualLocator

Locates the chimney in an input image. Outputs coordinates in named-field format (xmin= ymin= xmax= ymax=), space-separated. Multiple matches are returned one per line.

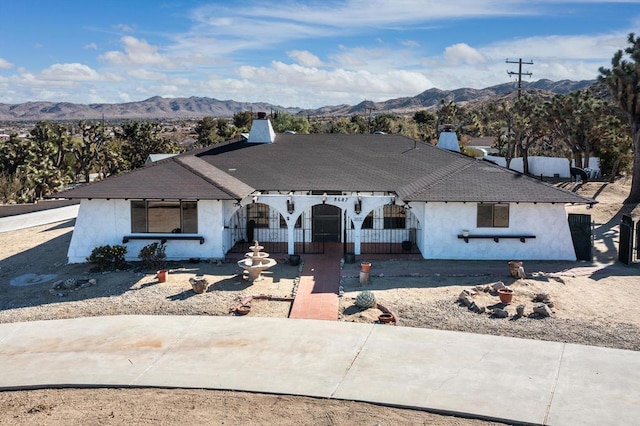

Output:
xmin=247 ymin=112 xmax=276 ymax=143
xmin=436 ymin=126 xmax=460 ymax=152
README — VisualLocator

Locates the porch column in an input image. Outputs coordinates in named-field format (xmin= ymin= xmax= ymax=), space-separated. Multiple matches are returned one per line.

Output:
xmin=287 ymin=223 xmax=295 ymax=255
xmin=353 ymin=221 xmax=363 ymax=255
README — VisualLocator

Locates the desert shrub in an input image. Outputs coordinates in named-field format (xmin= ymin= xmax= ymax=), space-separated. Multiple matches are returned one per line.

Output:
xmin=138 ymin=242 xmax=166 ymax=269
xmin=87 ymin=244 xmax=127 ymax=270
xmin=355 ymin=290 xmax=377 ymax=309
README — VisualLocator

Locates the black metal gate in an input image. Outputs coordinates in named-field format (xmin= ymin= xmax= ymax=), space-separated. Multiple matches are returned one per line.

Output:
xmin=347 ymin=206 xmax=421 ymax=254
xmin=228 ymin=204 xmax=325 ymax=254
xmin=312 ymin=204 xmax=341 ymax=242
xmin=619 ymin=214 xmax=635 ymax=265
xmin=568 ymin=213 xmax=592 ymax=261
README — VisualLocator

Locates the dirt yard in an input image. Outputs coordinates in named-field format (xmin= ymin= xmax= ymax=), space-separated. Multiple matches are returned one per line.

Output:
xmin=0 ymin=177 xmax=638 ymax=425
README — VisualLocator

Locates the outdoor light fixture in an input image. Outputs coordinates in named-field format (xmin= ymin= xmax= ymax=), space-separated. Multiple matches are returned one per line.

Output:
xmin=390 ymin=196 xmax=396 ymax=205
xmin=354 ymin=196 xmax=362 ymax=214
xmin=287 ymin=196 xmax=295 ymax=214
xmin=252 ymin=196 xmax=258 ymax=203
xmin=322 ymin=193 xmax=327 ymax=204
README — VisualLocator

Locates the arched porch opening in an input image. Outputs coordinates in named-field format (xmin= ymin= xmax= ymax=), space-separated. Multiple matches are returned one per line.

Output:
xmin=347 ymin=204 xmax=422 ymax=254
xmin=227 ymin=202 xmax=337 ymax=254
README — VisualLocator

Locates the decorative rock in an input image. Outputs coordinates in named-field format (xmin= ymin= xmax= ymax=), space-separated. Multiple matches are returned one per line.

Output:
xmin=533 ymin=293 xmax=549 ymax=302
xmin=491 ymin=281 xmax=506 ymax=291
xmin=516 ymin=304 xmax=526 ymax=317
xmin=88 ymin=279 xmax=97 ymax=285
xmin=492 ymin=308 xmax=509 ymax=318
xmin=508 ymin=261 xmax=526 ymax=278
xmin=458 ymin=294 xmax=474 ymax=307
xmin=62 ymin=278 xmax=77 ymax=289
xmin=533 ymin=304 xmax=552 ymax=317
xmin=476 ymin=305 xmax=486 ymax=314
xmin=468 ymin=301 xmax=477 ymax=311
xmin=189 ymin=276 xmax=208 ymax=294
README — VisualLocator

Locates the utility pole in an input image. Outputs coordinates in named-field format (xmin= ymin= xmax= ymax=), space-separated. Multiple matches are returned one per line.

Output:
xmin=506 ymin=58 xmax=533 ymax=97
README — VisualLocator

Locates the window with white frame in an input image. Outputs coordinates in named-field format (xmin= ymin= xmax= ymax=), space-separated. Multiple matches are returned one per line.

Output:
xmin=131 ymin=200 xmax=198 ymax=233
xmin=477 ymin=203 xmax=509 ymax=228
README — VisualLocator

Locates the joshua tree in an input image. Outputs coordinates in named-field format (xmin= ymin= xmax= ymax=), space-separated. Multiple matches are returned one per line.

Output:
xmin=599 ymin=33 xmax=640 ymax=202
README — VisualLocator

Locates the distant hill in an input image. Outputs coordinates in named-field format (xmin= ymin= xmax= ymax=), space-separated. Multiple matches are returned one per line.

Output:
xmin=0 ymin=96 xmax=302 ymax=122
xmin=301 ymin=79 xmax=598 ymax=115
xmin=0 ymin=79 xmax=597 ymax=121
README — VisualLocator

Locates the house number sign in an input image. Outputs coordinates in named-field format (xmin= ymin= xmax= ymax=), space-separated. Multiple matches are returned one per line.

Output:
xmin=333 ymin=197 xmax=348 ymax=202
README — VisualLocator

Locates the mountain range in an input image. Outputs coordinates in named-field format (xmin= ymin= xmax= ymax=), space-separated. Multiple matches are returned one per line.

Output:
xmin=0 ymin=79 xmax=596 ymax=121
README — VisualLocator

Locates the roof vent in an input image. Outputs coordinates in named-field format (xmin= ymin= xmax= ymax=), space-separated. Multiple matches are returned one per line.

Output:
xmin=248 ymin=112 xmax=276 ymax=144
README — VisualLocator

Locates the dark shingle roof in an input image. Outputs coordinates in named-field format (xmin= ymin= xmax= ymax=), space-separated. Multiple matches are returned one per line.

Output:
xmin=53 ymin=132 xmax=594 ymax=205
xmin=54 ymin=157 xmax=241 ymax=200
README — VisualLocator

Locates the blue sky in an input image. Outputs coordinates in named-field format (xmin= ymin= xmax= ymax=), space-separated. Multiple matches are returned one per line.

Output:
xmin=1 ymin=0 xmax=639 ymax=108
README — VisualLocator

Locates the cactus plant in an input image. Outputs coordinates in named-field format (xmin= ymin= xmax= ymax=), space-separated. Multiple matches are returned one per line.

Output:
xmin=355 ymin=290 xmax=376 ymax=309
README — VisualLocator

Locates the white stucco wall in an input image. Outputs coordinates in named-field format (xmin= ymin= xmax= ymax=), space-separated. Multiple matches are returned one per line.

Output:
xmin=419 ymin=202 xmax=576 ymax=260
xmin=67 ymin=199 xmax=226 ymax=263
xmin=485 ymin=155 xmax=601 ymax=178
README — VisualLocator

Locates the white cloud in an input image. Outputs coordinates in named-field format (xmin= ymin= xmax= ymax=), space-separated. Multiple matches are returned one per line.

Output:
xmin=128 ymin=69 xmax=168 ymax=81
xmin=287 ymin=50 xmax=323 ymax=67
xmin=481 ymin=32 xmax=628 ymax=61
xmin=0 ymin=58 xmax=14 ymax=69
xmin=101 ymin=36 xmax=170 ymax=67
xmin=235 ymin=61 xmax=432 ymax=106
xmin=401 ymin=40 xmax=420 ymax=48
xmin=443 ymin=43 xmax=488 ymax=65
xmin=40 ymin=63 xmax=103 ymax=81
xmin=84 ymin=43 xmax=98 ymax=50
xmin=114 ymin=24 xmax=135 ymax=33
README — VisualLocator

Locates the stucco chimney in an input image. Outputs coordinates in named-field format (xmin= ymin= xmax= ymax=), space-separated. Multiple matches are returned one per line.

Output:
xmin=436 ymin=127 xmax=460 ymax=152
xmin=247 ymin=112 xmax=276 ymax=143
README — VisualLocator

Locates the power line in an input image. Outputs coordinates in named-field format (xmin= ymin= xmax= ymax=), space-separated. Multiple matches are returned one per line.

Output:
xmin=506 ymin=58 xmax=533 ymax=97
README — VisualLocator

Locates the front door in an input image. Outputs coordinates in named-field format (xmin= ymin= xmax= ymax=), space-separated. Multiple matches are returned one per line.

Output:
xmin=312 ymin=204 xmax=341 ymax=242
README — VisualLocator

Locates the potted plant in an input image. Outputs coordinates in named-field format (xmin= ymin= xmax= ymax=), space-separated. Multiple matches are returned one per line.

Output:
xmin=498 ymin=287 xmax=514 ymax=304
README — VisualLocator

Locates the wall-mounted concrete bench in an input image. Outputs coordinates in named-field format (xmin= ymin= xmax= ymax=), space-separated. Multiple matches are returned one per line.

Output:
xmin=122 ymin=235 xmax=205 ymax=244
xmin=457 ymin=234 xmax=536 ymax=243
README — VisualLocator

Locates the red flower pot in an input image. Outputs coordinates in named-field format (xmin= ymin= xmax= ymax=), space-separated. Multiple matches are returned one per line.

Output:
xmin=498 ymin=288 xmax=514 ymax=304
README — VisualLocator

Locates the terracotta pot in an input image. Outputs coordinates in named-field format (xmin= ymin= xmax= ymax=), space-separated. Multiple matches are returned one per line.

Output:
xmin=498 ymin=288 xmax=514 ymax=304
xmin=378 ymin=313 xmax=394 ymax=323
xmin=361 ymin=262 xmax=371 ymax=273
xmin=156 ymin=270 xmax=168 ymax=283
xmin=236 ymin=305 xmax=251 ymax=315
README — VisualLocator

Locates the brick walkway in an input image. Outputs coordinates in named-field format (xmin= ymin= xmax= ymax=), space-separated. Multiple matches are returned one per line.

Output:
xmin=289 ymin=248 xmax=343 ymax=321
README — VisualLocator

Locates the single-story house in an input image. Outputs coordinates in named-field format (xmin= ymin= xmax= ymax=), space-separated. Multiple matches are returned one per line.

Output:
xmin=54 ymin=115 xmax=594 ymax=263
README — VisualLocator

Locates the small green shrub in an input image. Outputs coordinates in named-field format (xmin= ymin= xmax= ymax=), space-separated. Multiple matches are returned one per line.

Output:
xmin=138 ymin=242 xmax=167 ymax=269
xmin=87 ymin=244 xmax=127 ymax=270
